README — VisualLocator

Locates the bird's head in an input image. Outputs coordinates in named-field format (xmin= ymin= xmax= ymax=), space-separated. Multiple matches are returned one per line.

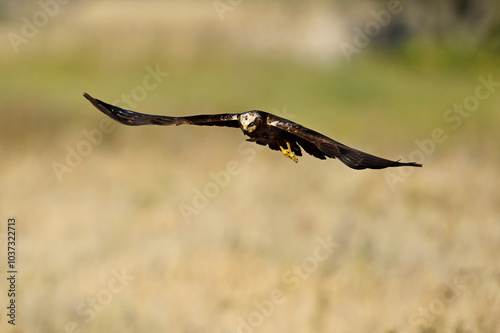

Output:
xmin=239 ymin=111 xmax=261 ymax=134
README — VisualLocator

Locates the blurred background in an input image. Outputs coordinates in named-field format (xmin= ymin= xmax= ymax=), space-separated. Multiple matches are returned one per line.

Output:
xmin=1 ymin=0 xmax=499 ymax=332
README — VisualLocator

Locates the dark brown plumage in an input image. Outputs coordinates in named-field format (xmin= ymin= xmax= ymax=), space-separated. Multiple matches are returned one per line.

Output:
xmin=83 ymin=93 xmax=422 ymax=170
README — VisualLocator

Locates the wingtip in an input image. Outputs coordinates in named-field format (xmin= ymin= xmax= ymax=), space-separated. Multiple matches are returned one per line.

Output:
xmin=397 ymin=160 xmax=423 ymax=168
xmin=83 ymin=93 xmax=103 ymax=111
xmin=83 ymin=92 xmax=93 ymax=101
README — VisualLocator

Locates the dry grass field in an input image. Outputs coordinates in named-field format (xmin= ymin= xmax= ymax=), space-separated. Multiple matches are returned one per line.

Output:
xmin=1 ymin=1 xmax=499 ymax=332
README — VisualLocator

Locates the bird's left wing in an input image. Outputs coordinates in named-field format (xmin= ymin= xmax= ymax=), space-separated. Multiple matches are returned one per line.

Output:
xmin=266 ymin=113 xmax=422 ymax=170
xmin=83 ymin=93 xmax=240 ymax=128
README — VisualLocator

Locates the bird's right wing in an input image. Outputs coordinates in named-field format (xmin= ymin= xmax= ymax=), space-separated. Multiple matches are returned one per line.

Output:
xmin=83 ymin=93 xmax=240 ymax=128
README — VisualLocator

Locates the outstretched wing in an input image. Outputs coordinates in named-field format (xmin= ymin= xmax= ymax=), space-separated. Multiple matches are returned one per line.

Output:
xmin=266 ymin=113 xmax=422 ymax=170
xmin=83 ymin=93 xmax=240 ymax=128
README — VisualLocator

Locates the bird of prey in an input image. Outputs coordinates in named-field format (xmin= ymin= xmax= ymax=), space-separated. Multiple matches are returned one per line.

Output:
xmin=83 ymin=93 xmax=422 ymax=170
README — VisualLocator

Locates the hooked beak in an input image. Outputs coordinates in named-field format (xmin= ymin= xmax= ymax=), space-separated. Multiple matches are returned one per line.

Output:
xmin=241 ymin=125 xmax=248 ymax=134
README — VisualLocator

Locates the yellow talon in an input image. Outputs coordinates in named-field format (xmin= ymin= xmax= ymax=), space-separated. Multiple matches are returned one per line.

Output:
xmin=280 ymin=142 xmax=298 ymax=163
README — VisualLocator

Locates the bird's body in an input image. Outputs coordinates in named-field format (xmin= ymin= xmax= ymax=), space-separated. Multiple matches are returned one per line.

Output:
xmin=83 ymin=93 xmax=422 ymax=170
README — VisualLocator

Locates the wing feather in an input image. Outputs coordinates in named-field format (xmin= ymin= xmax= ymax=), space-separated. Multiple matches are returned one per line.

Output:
xmin=83 ymin=93 xmax=239 ymax=128
xmin=266 ymin=113 xmax=422 ymax=170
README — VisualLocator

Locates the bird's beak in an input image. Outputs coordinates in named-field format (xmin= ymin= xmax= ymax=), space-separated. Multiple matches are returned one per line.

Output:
xmin=241 ymin=125 xmax=248 ymax=134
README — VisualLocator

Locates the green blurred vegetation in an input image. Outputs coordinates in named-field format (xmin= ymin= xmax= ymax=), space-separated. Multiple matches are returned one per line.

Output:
xmin=1 ymin=0 xmax=499 ymax=152
xmin=2 ymin=47 xmax=499 ymax=157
